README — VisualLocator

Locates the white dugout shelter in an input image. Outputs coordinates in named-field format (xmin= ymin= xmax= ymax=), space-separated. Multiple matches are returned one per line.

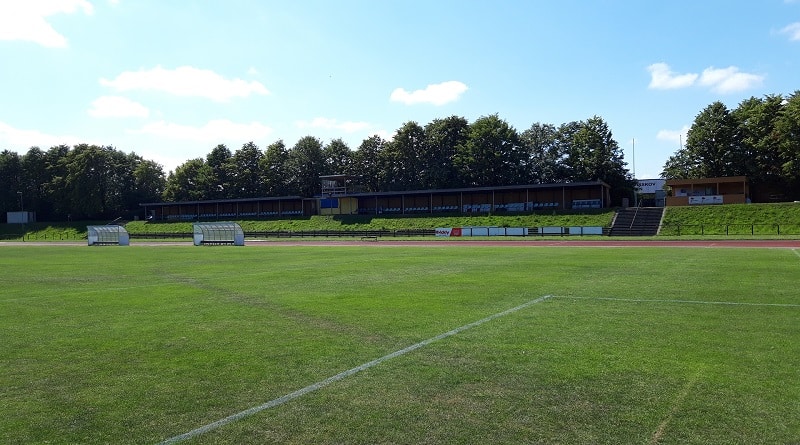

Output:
xmin=193 ymin=222 xmax=245 ymax=246
xmin=87 ymin=225 xmax=130 ymax=246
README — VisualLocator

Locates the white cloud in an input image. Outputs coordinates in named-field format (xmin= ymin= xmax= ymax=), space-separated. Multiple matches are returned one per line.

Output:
xmin=132 ymin=119 xmax=273 ymax=142
xmin=295 ymin=117 xmax=370 ymax=133
xmin=699 ymin=66 xmax=764 ymax=93
xmin=657 ymin=126 xmax=690 ymax=145
xmin=647 ymin=62 xmax=763 ymax=94
xmin=100 ymin=66 xmax=270 ymax=102
xmin=0 ymin=121 xmax=99 ymax=148
xmin=647 ymin=63 xmax=698 ymax=90
xmin=390 ymin=81 xmax=468 ymax=106
xmin=780 ymin=22 xmax=800 ymax=41
xmin=0 ymin=0 xmax=93 ymax=48
xmin=88 ymin=96 xmax=149 ymax=118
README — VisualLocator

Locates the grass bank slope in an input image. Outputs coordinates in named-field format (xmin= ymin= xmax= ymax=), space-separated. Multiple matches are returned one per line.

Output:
xmin=661 ymin=202 xmax=800 ymax=236
xmin=124 ymin=211 xmax=615 ymax=235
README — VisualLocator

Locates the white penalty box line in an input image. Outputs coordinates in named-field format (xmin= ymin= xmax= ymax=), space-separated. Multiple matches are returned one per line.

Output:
xmin=157 ymin=294 xmax=555 ymax=445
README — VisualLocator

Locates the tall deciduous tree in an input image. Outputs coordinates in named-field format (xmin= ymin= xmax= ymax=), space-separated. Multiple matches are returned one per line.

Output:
xmin=423 ymin=116 xmax=467 ymax=189
xmin=132 ymin=159 xmax=166 ymax=205
xmin=20 ymin=147 xmax=50 ymax=217
xmin=261 ymin=140 xmax=290 ymax=196
xmin=381 ymin=121 xmax=426 ymax=191
xmin=44 ymin=145 xmax=71 ymax=219
xmin=776 ymin=91 xmax=800 ymax=194
xmin=684 ymin=102 xmax=742 ymax=178
xmin=521 ymin=122 xmax=563 ymax=184
xmin=229 ymin=142 xmax=264 ymax=198
xmin=732 ymin=95 xmax=785 ymax=192
xmin=455 ymin=114 xmax=524 ymax=187
xmin=323 ymin=138 xmax=352 ymax=175
xmin=206 ymin=144 xmax=232 ymax=199
xmin=558 ymin=117 xmax=634 ymax=205
xmin=287 ymin=136 xmax=326 ymax=196
xmin=163 ymin=158 xmax=214 ymax=202
xmin=0 ymin=150 xmax=22 ymax=215
xmin=352 ymin=135 xmax=386 ymax=192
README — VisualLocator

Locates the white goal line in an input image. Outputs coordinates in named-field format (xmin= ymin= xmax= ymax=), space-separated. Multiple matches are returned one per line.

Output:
xmin=156 ymin=294 xmax=554 ymax=444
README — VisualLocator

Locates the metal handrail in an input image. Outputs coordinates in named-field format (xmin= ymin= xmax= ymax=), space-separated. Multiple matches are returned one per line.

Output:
xmin=629 ymin=199 xmax=643 ymax=229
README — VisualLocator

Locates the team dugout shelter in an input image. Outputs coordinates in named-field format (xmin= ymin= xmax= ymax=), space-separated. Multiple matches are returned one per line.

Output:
xmin=87 ymin=225 xmax=130 ymax=246
xmin=193 ymin=222 xmax=245 ymax=246
xmin=140 ymin=179 xmax=611 ymax=220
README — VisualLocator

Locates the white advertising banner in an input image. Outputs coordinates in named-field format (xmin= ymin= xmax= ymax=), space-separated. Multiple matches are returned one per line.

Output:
xmin=689 ymin=195 xmax=723 ymax=205
xmin=435 ymin=228 xmax=463 ymax=237
xmin=435 ymin=227 xmax=528 ymax=237
xmin=636 ymin=179 xmax=665 ymax=194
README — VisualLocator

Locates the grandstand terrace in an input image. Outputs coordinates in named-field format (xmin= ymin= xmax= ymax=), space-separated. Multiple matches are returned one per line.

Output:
xmin=140 ymin=180 xmax=611 ymax=221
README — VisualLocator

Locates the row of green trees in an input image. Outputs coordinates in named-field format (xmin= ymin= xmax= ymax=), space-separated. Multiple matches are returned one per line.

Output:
xmin=0 ymin=144 xmax=165 ymax=221
xmin=7 ymin=89 xmax=797 ymax=222
xmin=663 ymin=90 xmax=800 ymax=199
xmin=164 ymin=114 xmax=635 ymax=205
xmin=2 ymin=114 xmax=635 ymax=221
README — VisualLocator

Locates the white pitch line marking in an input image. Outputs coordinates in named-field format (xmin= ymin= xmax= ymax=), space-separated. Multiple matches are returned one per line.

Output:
xmin=156 ymin=295 xmax=554 ymax=444
xmin=650 ymin=372 xmax=701 ymax=444
xmin=557 ymin=296 xmax=800 ymax=308
xmin=793 ymin=249 xmax=800 ymax=259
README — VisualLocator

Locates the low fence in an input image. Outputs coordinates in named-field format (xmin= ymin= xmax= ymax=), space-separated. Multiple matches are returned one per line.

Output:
xmin=0 ymin=232 xmax=81 ymax=241
xmin=660 ymin=224 xmax=800 ymax=236
xmin=244 ymin=229 xmax=437 ymax=238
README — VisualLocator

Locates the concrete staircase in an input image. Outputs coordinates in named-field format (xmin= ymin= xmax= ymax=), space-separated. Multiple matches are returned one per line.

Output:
xmin=609 ymin=207 xmax=664 ymax=236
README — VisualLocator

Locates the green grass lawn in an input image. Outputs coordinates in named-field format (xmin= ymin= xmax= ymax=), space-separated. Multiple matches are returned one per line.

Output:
xmin=124 ymin=212 xmax=616 ymax=235
xmin=1 ymin=245 xmax=798 ymax=444
xmin=660 ymin=202 xmax=800 ymax=235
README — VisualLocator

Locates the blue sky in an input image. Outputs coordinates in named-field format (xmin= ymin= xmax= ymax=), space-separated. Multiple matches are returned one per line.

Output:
xmin=1 ymin=1 xmax=799 ymax=179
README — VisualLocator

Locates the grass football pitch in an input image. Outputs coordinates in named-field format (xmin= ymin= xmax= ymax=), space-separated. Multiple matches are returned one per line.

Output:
xmin=1 ymin=244 xmax=799 ymax=444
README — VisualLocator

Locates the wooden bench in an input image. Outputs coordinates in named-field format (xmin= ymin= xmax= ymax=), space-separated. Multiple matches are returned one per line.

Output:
xmin=360 ymin=236 xmax=378 ymax=242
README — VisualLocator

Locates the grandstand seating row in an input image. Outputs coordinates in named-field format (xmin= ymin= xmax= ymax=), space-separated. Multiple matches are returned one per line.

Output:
xmin=165 ymin=209 xmax=303 ymax=220
xmin=571 ymin=199 xmax=602 ymax=209
xmin=166 ymin=201 xmax=571 ymax=220
xmin=465 ymin=202 xmax=559 ymax=212
xmin=433 ymin=205 xmax=460 ymax=212
xmin=354 ymin=202 xmax=562 ymax=215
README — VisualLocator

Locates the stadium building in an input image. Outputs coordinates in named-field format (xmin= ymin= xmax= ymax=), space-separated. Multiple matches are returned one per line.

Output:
xmin=140 ymin=178 xmax=611 ymax=221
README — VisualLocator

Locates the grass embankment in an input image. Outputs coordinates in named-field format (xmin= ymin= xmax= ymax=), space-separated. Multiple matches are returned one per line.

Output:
xmin=124 ymin=211 xmax=615 ymax=235
xmin=0 ymin=221 xmax=102 ymax=241
xmin=1 ymin=246 xmax=798 ymax=444
xmin=3 ymin=202 xmax=800 ymax=240
xmin=661 ymin=202 xmax=800 ymax=236
xmin=0 ymin=212 xmax=614 ymax=241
